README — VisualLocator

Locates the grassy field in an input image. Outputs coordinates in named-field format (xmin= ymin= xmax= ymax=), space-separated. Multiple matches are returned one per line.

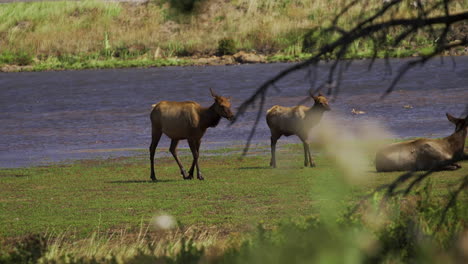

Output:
xmin=0 ymin=0 xmax=466 ymax=71
xmin=0 ymin=144 xmax=465 ymax=237
xmin=1 ymin=143 xmax=467 ymax=262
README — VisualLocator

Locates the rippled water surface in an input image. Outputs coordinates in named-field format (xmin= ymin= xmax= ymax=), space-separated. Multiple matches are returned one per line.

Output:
xmin=1 ymin=57 xmax=467 ymax=167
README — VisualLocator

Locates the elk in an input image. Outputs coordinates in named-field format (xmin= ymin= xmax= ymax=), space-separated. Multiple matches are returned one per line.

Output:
xmin=375 ymin=113 xmax=468 ymax=172
xmin=266 ymin=92 xmax=331 ymax=168
xmin=149 ymin=88 xmax=234 ymax=181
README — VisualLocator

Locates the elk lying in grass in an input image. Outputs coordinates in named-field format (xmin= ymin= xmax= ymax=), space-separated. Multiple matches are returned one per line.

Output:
xmin=375 ymin=113 xmax=468 ymax=172
xmin=266 ymin=93 xmax=331 ymax=168
xmin=149 ymin=88 xmax=234 ymax=181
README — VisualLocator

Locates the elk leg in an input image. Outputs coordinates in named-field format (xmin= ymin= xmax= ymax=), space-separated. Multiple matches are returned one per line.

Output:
xmin=439 ymin=164 xmax=461 ymax=170
xmin=195 ymin=139 xmax=203 ymax=180
xmin=299 ymin=136 xmax=315 ymax=168
xmin=270 ymin=134 xmax=280 ymax=168
xmin=188 ymin=139 xmax=201 ymax=178
xmin=188 ymin=139 xmax=203 ymax=180
xmin=307 ymin=144 xmax=315 ymax=167
xmin=169 ymin=139 xmax=189 ymax=179
xmin=302 ymin=142 xmax=309 ymax=167
xmin=149 ymin=130 xmax=162 ymax=181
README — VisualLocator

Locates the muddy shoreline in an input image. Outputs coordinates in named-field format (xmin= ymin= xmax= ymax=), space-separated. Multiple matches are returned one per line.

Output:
xmin=2 ymin=50 xmax=467 ymax=73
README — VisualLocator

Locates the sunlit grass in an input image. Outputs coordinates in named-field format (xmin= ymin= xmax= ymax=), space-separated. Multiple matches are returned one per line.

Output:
xmin=0 ymin=0 xmax=121 ymax=32
xmin=0 ymin=0 xmax=466 ymax=70
xmin=0 ymin=144 xmax=466 ymax=238
xmin=1 ymin=142 xmax=467 ymax=262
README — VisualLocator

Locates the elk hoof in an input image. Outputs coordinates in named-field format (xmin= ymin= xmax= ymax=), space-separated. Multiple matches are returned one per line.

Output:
xmin=309 ymin=162 xmax=316 ymax=168
xmin=446 ymin=165 xmax=461 ymax=170
xmin=197 ymin=175 xmax=204 ymax=181
xmin=181 ymin=170 xmax=191 ymax=179
xmin=150 ymin=173 xmax=157 ymax=181
xmin=453 ymin=163 xmax=462 ymax=168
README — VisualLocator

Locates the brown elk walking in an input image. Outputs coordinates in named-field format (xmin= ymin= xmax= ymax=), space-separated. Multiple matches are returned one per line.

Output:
xmin=266 ymin=92 xmax=331 ymax=168
xmin=375 ymin=113 xmax=468 ymax=172
xmin=149 ymin=88 xmax=234 ymax=181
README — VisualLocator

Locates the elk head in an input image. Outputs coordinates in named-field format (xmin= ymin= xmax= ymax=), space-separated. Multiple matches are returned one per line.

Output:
xmin=446 ymin=113 xmax=468 ymax=133
xmin=310 ymin=92 xmax=331 ymax=111
xmin=210 ymin=88 xmax=234 ymax=120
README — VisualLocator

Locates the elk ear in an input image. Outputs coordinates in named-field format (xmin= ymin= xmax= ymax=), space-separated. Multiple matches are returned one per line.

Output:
xmin=209 ymin=88 xmax=218 ymax=98
xmin=308 ymin=88 xmax=316 ymax=100
xmin=446 ymin=113 xmax=458 ymax=124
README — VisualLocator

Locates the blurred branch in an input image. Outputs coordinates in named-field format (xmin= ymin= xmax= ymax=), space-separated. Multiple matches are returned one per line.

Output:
xmin=234 ymin=12 xmax=468 ymax=117
xmin=232 ymin=0 xmax=468 ymax=155
xmin=232 ymin=0 xmax=468 ymax=226
xmin=436 ymin=174 xmax=468 ymax=230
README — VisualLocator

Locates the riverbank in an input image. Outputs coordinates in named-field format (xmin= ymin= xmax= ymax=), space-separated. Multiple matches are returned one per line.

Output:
xmin=0 ymin=0 xmax=466 ymax=72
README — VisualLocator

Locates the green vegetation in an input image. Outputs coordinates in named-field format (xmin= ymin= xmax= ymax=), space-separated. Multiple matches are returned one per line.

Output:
xmin=0 ymin=0 xmax=466 ymax=71
xmin=0 ymin=144 xmax=467 ymax=263
xmin=217 ymin=38 xmax=237 ymax=56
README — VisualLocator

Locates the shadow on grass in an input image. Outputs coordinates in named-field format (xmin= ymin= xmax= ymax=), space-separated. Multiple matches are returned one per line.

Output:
xmin=0 ymin=174 xmax=29 ymax=178
xmin=106 ymin=179 xmax=177 ymax=184
xmin=237 ymin=166 xmax=271 ymax=170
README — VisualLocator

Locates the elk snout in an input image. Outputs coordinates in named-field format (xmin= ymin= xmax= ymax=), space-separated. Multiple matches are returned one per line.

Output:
xmin=225 ymin=111 xmax=235 ymax=121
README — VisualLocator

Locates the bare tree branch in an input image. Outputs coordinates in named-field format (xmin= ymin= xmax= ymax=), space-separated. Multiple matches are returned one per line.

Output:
xmin=231 ymin=0 xmax=467 ymax=157
xmin=233 ymin=9 xmax=468 ymax=123
xmin=436 ymin=174 xmax=468 ymax=230
xmin=231 ymin=0 xmax=468 ymax=212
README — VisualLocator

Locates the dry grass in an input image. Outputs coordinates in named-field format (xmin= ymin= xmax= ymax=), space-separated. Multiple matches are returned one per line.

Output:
xmin=0 ymin=0 xmax=466 ymax=60
xmin=40 ymin=225 xmax=233 ymax=261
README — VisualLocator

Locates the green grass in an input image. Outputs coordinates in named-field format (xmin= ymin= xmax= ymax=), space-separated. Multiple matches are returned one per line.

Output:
xmin=1 ymin=144 xmax=466 ymax=239
xmin=1 ymin=143 xmax=467 ymax=263
xmin=0 ymin=0 xmax=121 ymax=32
xmin=30 ymin=57 xmax=189 ymax=71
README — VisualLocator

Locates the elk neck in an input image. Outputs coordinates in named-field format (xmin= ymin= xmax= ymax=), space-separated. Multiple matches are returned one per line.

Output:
xmin=305 ymin=104 xmax=327 ymax=122
xmin=445 ymin=126 xmax=467 ymax=157
xmin=199 ymin=104 xmax=222 ymax=128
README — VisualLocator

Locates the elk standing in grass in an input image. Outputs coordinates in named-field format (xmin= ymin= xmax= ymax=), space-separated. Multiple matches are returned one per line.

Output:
xmin=266 ymin=92 xmax=331 ymax=168
xmin=149 ymin=88 xmax=234 ymax=181
xmin=375 ymin=113 xmax=468 ymax=172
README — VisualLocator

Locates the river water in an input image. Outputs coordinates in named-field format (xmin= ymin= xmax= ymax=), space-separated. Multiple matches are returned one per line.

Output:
xmin=1 ymin=57 xmax=467 ymax=168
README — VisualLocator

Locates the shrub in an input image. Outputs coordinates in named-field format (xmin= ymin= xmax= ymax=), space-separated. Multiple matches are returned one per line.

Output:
xmin=0 ymin=51 xmax=34 ymax=66
xmin=168 ymin=0 xmax=202 ymax=13
xmin=0 ymin=234 xmax=47 ymax=264
xmin=217 ymin=38 xmax=236 ymax=56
